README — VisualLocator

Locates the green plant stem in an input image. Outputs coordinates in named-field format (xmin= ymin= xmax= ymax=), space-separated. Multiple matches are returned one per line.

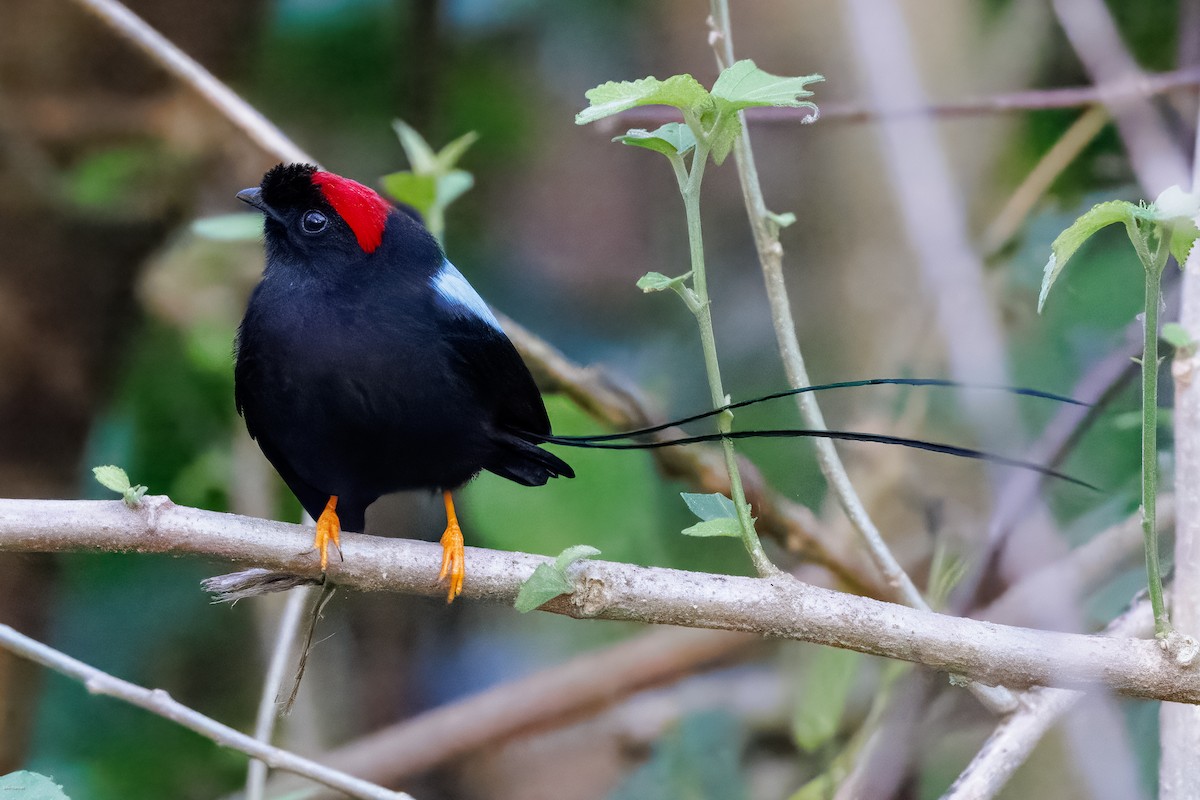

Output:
xmin=1142 ymin=255 xmax=1170 ymax=637
xmin=704 ymin=0 xmax=1016 ymax=716
xmin=675 ymin=142 xmax=778 ymax=577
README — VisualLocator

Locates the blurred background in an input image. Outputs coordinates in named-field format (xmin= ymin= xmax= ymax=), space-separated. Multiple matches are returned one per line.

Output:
xmin=0 ymin=0 xmax=1193 ymax=797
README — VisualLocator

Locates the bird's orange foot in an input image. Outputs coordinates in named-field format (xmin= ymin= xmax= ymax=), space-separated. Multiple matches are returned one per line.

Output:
xmin=438 ymin=491 xmax=465 ymax=603
xmin=313 ymin=496 xmax=342 ymax=571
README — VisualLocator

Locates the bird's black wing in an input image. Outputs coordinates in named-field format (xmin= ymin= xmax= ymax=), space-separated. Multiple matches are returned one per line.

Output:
xmin=429 ymin=261 xmax=572 ymax=484
xmin=429 ymin=261 xmax=550 ymax=435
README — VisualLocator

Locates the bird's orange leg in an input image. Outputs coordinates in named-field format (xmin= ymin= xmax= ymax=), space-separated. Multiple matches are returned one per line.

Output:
xmin=437 ymin=490 xmax=465 ymax=603
xmin=313 ymin=495 xmax=342 ymax=571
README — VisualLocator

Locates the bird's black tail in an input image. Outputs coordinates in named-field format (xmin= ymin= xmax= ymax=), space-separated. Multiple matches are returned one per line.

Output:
xmin=528 ymin=377 xmax=1096 ymax=491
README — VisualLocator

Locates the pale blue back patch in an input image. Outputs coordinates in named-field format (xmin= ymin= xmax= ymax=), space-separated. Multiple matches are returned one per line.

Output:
xmin=432 ymin=260 xmax=502 ymax=330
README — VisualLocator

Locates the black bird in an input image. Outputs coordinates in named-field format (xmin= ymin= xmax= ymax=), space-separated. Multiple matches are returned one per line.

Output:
xmin=235 ymin=163 xmax=572 ymax=601
xmin=234 ymin=163 xmax=1090 ymax=602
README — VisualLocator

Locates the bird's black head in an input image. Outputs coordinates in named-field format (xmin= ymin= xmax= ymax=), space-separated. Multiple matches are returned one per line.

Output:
xmin=237 ymin=163 xmax=393 ymax=268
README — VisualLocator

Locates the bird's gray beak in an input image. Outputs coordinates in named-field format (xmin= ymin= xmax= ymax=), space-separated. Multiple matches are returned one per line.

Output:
xmin=237 ymin=187 xmax=267 ymax=211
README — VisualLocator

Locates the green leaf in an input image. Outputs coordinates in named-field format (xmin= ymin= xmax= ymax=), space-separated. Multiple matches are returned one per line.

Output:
xmin=393 ymin=119 xmax=438 ymax=174
xmin=710 ymin=60 xmax=823 ymax=117
xmin=1169 ymin=219 xmax=1200 ymax=267
xmin=576 ymin=74 xmax=712 ymax=126
xmin=681 ymin=518 xmax=743 ymax=538
xmin=0 ymin=771 xmax=71 ymax=799
xmin=93 ymin=465 xmax=131 ymax=494
xmin=1163 ymin=322 xmax=1195 ymax=351
xmin=1038 ymin=200 xmax=1139 ymax=312
xmin=681 ymin=492 xmax=738 ymax=521
xmin=514 ymin=544 xmax=600 ymax=613
xmin=554 ymin=544 xmax=601 ymax=571
xmin=514 ymin=563 xmax=574 ymax=613
xmin=190 ymin=213 xmax=263 ymax=241
xmin=705 ymin=112 xmax=743 ymax=165
xmin=434 ymin=130 xmax=480 ymax=173
xmin=436 ymin=170 xmax=474 ymax=208
xmin=380 ymin=172 xmax=438 ymax=215
xmin=766 ymin=210 xmax=797 ymax=229
xmin=615 ymin=123 xmax=698 ymax=157
xmin=793 ymin=647 xmax=861 ymax=753
xmin=637 ymin=271 xmax=692 ymax=293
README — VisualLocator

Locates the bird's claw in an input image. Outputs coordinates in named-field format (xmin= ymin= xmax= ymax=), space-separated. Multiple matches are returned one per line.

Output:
xmin=438 ymin=521 xmax=465 ymax=603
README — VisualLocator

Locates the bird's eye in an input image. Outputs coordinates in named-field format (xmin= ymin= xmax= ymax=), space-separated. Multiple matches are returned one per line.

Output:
xmin=301 ymin=210 xmax=328 ymax=234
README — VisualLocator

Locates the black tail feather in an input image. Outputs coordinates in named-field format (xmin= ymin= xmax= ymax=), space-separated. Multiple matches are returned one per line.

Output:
xmin=488 ymin=434 xmax=576 ymax=486
xmin=533 ymin=428 xmax=1096 ymax=491
xmin=550 ymin=377 xmax=1086 ymax=445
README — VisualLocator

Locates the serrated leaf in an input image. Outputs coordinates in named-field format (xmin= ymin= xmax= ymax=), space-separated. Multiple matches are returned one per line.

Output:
xmin=393 ymin=119 xmax=438 ymax=174
xmin=615 ymin=123 xmax=698 ymax=157
xmin=681 ymin=518 xmax=743 ymax=538
xmin=190 ymin=213 xmax=264 ymax=241
xmin=681 ymin=492 xmax=738 ymax=521
xmin=1169 ymin=219 xmax=1200 ymax=267
xmin=434 ymin=130 xmax=479 ymax=173
xmin=93 ymin=465 xmax=131 ymax=494
xmin=381 ymin=172 xmax=438 ymax=215
xmin=514 ymin=563 xmax=573 ymax=613
xmin=576 ymin=74 xmax=712 ymax=126
xmin=0 ymin=771 xmax=71 ymax=799
xmin=554 ymin=544 xmax=601 ymax=571
xmin=436 ymin=170 xmax=474 ymax=208
xmin=710 ymin=60 xmax=823 ymax=117
xmin=1163 ymin=322 xmax=1195 ymax=350
xmin=793 ymin=648 xmax=861 ymax=752
xmin=637 ymin=271 xmax=691 ymax=293
xmin=1038 ymin=200 xmax=1139 ymax=312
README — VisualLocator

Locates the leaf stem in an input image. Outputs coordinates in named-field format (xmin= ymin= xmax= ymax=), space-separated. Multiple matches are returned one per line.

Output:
xmin=675 ymin=141 xmax=779 ymax=576
xmin=1141 ymin=241 xmax=1170 ymax=637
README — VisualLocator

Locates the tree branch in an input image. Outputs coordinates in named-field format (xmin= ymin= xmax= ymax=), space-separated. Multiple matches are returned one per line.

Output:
xmin=0 ymin=621 xmax=412 ymax=800
xmin=943 ymin=596 xmax=1155 ymax=800
xmin=258 ymin=627 xmax=755 ymax=799
xmin=2 ymin=497 xmax=1198 ymax=703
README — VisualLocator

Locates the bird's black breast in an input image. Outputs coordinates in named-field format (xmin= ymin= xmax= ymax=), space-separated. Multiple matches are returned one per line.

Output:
xmin=234 ymin=267 xmax=503 ymax=506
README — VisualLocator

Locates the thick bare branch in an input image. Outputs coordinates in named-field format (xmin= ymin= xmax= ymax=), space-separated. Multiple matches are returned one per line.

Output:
xmin=1 ymin=497 xmax=1198 ymax=703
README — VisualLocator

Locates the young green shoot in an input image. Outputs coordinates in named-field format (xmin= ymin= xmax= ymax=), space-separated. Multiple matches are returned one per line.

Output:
xmin=92 ymin=465 xmax=148 ymax=508
xmin=577 ymin=61 xmax=821 ymax=577
xmin=1039 ymin=186 xmax=1200 ymax=638
xmin=382 ymin=120 xmax=479 ymax=244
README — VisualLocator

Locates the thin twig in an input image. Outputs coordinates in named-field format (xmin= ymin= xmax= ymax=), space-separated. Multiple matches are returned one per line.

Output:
xmin=245 ymin=587 xmax=311 ymax=800
xmin=69 ymin=0 xmax=311 ymax=165
xmin=982 ymin=105 xmax=1111 ymax=257
xmin=1051 ymin=0 xmax=1190 ymax=195
xmin=942 ymin=596 xmax=1156 ymax=800
xmin=706 ymin=0 xmax=921 ymax=614
xmin=1 ymin=497 xmax=1197 ymax=702
xmin=610 ymin=66 xmax=1200 ymax=128
xmin=0 ymin=622 xmax=413 ymax=800
xmin=258 ymin=627 xmax=755 ymax=798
